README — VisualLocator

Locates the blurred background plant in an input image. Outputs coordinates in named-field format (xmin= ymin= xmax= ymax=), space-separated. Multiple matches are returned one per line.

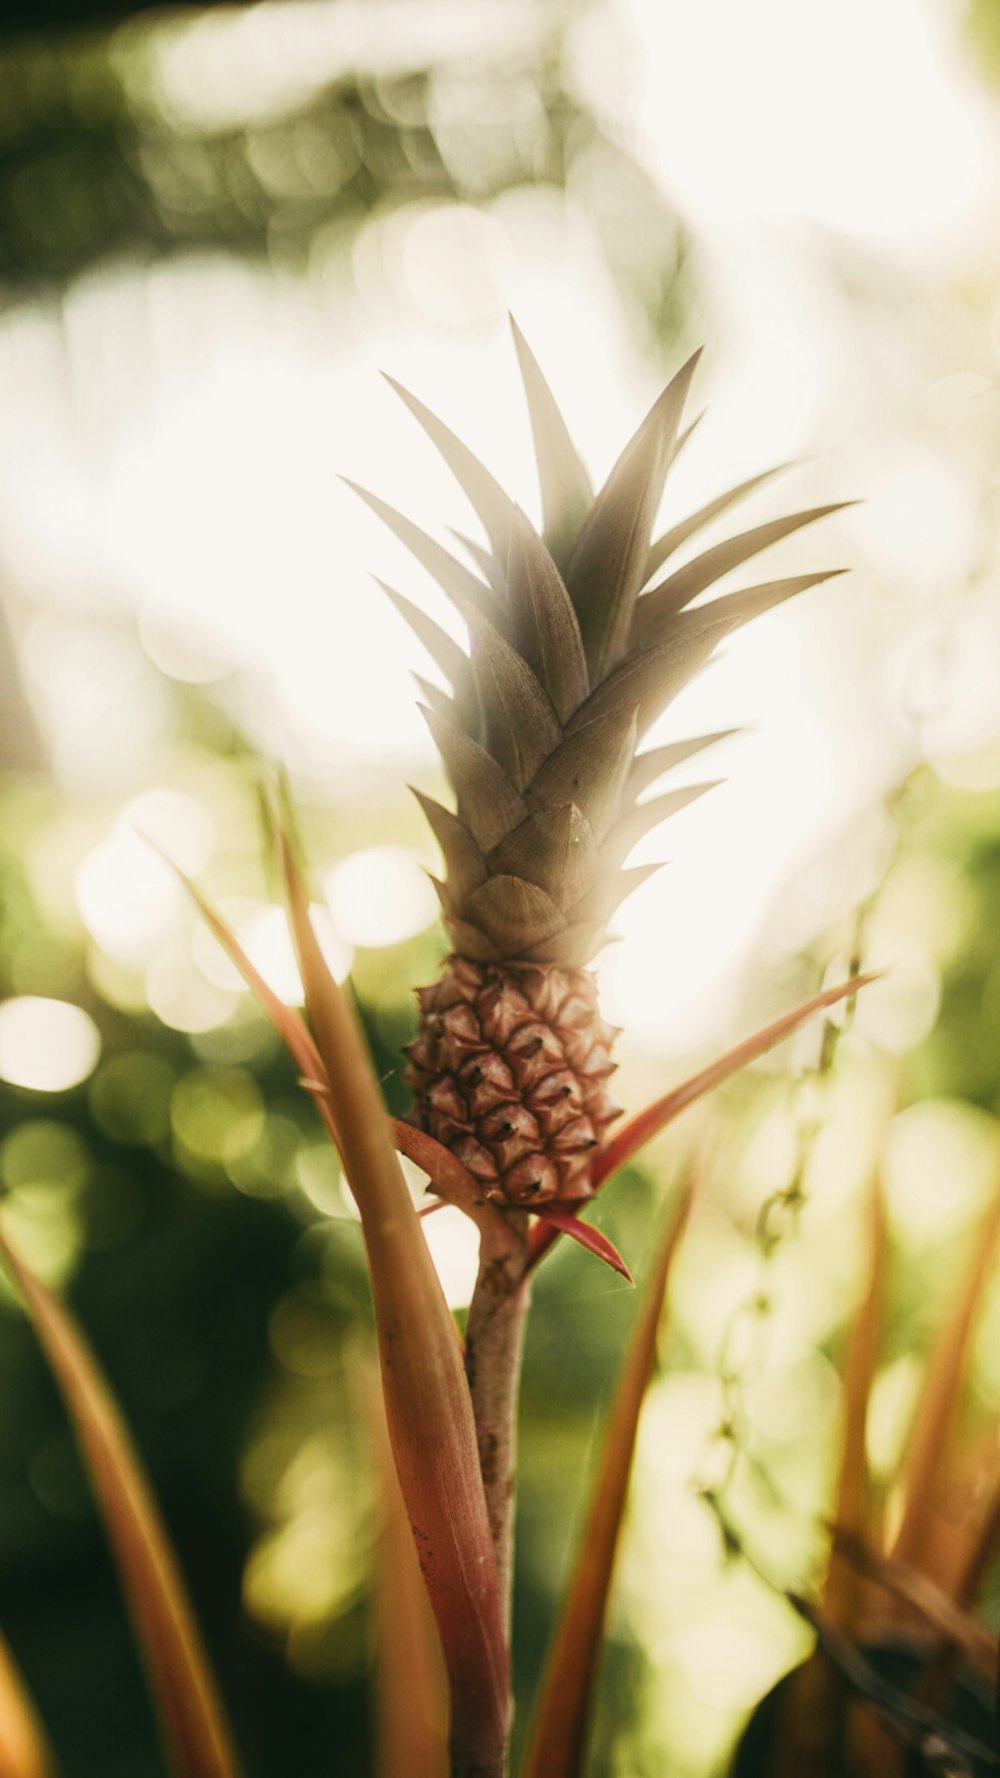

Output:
xmin=1 ymin=0 xmax=1000 ymax=1774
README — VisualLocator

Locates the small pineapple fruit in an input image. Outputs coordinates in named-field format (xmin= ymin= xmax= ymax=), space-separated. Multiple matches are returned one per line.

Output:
xmin=352 ymin=325 xmax=844 ymax=1206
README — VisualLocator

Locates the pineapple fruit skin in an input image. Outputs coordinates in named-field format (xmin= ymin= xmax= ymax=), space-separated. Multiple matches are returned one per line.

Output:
xmin=360 ymin=324 xmax=844 ymax=1207
xmin=405 ymin=957 xmax=620 ymax=1204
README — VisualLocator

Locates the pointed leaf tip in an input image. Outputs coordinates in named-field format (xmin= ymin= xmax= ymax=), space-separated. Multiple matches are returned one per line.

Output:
xmin=567 ymin=350 xmax=703 ymax=685
xmin=532 ymin=1207 xmax=633 ymax=1281
xmin=591 ymin=971 xmax=878 ymax=1192
xmin=509 ymin=319 xmax=593 ymax=560
xmin=382 ymin=372 xmax=518 ymax=556
xmin=343 ymin=477 xmax=497 ymax=622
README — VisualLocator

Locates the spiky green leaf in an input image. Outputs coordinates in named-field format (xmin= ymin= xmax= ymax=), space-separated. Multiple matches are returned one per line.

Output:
xmin=449 ymin=529 xmax=507 ymax=596
xmin=384 ymin=375 xmax=519 ymax=557
xmin=644 ymin=462 xmax=794 ymax=585
xmin=343 ymin=479 xmax=501 ymax=623
xmin=410 ymin=791 xmax=487 ymax=902
xmin=378 ymin=581 xmax=470 ymax=697
xmin=568 ymin=863 xmax=660 ymax=927
xmin=467 ymin=613 xmax=563 ymax=790
xmin=625 ymin=730 xmax=737 ymax=804
xmin=489 ymin=804 xmax=598 ymax=906
xmin=600 ymin=782 xmax=720 ymax=873
xmin=421 ymin=708 xmax=527 ymax=851
xmin=440 ymin=916 xmax=503 ymax=962
xmin=528 ymin=705 xmax=638 ymax=841
xmin=462 ymin=875 xmax=567 ymax=954
xmin=566 ymin=625 xmax=722 ymax=745
xmin=566 ymin=351 xmax=701 ymax=683
xmin=522 ymin=921 xmax=608 ymax=967
xmin=413 ymin=676 xmax=459 ymax=730
xmin=510 ymin=318 xmax=593 ymax=560
xmin=683 ymin=568 xmax=846 ymax=640
xmin=505 ymin=507 xmax=589 ymax=723
xmin=632 ymin=502 xmax=851 ymax=643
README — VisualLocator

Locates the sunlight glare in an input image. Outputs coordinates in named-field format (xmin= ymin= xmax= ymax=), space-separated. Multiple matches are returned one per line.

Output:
xmin=420 ymin=1203 xmax=481 ymax=1310
xmin=76 ymin=829 xmax=181 ymax=966
xmin=0 ymin=997 xmax=101 ymax=1093
xmin=625 ymin=0 xmax=988 ymax=239
xmin=323 ymin=846 xmax=437 ymax=947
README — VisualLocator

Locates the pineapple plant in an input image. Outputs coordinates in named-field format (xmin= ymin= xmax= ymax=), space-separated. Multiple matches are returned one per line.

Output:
xmin=350 ymin=323 xmax=846 ymax=1211
xmin=0 ymin=325 xmax=872 ymax=1778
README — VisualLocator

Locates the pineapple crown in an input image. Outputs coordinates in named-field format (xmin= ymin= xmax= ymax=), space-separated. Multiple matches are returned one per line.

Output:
xmin=349 ymin=322 xmax=847 ymax=969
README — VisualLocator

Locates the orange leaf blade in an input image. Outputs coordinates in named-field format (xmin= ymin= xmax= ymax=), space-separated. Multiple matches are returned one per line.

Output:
xmin=269 ymin=807 xmax=510 ymax=1769
xmin=891 ymin=1155 xmax=1000 ymax=1572
xmin=530 ymin=1207 xmax=633 ymax=1282
xmin=372 ymin=1388 xmax=449 ymax=1778
xmin=0 ymin=1632 xmax=56 ymax=1778
xmin=145 ymin=843 xmax=343 ymax=1150
xmin=593 ymin=973 xmax=877 ymax=1190
xmin=0 ymin=1229 xmax=243 ymax=1778
xmin=522 ymin=1174 xmax=697 ymax=1778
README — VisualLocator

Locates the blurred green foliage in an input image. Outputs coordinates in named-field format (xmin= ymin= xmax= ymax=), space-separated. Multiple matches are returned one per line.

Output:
xmin=0 ymin=5 xmax=687 ymax=355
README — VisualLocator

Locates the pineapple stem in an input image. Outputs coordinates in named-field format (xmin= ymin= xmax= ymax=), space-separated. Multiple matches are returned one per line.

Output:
xmin=465 ymin=1215 xmax=532 ymax=1644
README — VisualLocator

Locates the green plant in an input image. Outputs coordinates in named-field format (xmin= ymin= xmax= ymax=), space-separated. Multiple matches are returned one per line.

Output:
xmin=0 ymin=330 xmax=871 ymax=1778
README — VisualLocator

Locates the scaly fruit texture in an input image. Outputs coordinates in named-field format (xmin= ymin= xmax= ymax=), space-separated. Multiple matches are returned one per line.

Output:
xmin=351 ymin=325 xmax=845 ymax=1206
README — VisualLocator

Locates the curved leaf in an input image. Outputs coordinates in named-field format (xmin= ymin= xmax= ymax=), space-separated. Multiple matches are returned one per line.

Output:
xmin=467 ymin=612 xmax=563 ymax=790
xmin=598 ymin=780 xmax=720 ymax=874
xmin=164 ymin=837 xmax=510 ymax=1773
xmin=531 ymin=1207 xmax=632 ymax=1281
xmin=0 ymin=1230 xmax=243 ymax=1778
xmin=527 ymin=705 xmax=638 ymax=843
xmin=528 ymin=973 xmax=876 ymax=1269
xmin=489 ymin=803 xmax=598 ymax=906
xmin=644 ymin=461 xmax=794 ymax=585
xmin=625 ymin=729 xmax=738 ymax=804
xmin=343 ymin=479 xmax=499 ymax=622
xmin=384 ymin=375 xmax=518 ymax=557
xmin=891 ymin=1151 xmax=1000 ymax=1572
xmin=632 ymin=503 xmax=851 ymax=643
xmin=272 ymin=815 xmax=510 ymax=1774
xmin=510 ymin=318 xmax=592 ymax=561
xmin=421 ymin=706 xmax=528 ymax=851
xmin=0 ymin=1632 xmax=55 ymax=1778
xmin=373 ymin=1394 xmax=449 ymax=1778
xmin=521 ymin=1174 xmax=696 ymax=1778
xmin=591 ymin=973 xmax=877 ymax=1190
xmin=505 ymin=507 xmax=589 ymax=724
xmin=566 ymin=351 xmax=701 ymax=683
xmin=377 ymin=580 xmax=471 ymax=695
